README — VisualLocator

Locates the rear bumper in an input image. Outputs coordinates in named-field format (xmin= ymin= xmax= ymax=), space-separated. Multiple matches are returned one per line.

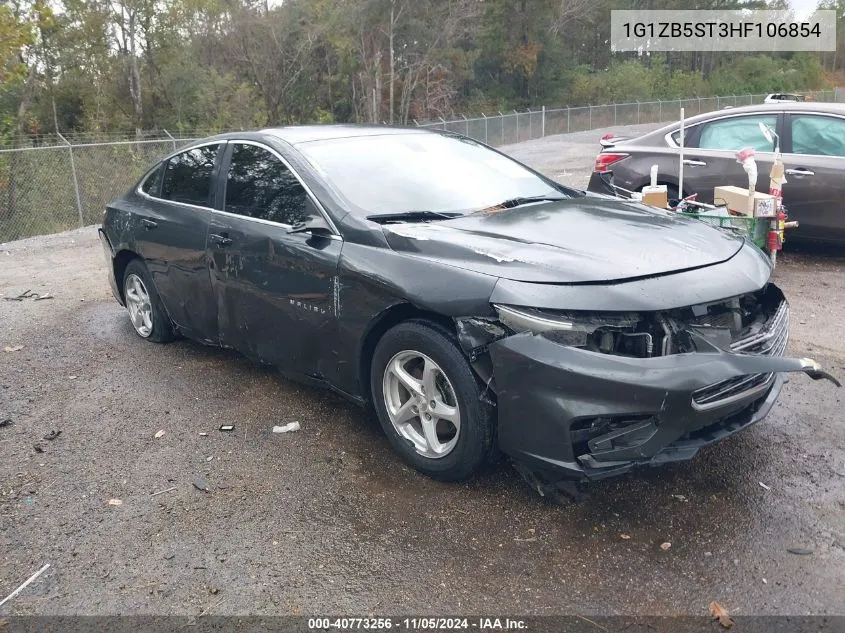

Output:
xmin=488 ymin=330 xmax=831 ymax=481
xmin=98 ymin=228 xmax=122 ymax=305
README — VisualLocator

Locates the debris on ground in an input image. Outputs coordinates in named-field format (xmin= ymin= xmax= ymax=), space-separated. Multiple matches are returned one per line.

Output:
xmin=273 ymin=422 xmax=301 ymax=434
xmin=3 ymin=289 xmax=53 ymax=301
xmin=671 ymin=494 xmax=688 ymax=502
xmin=3 ymin=345 xmax=24 ymax=353
xmin=219 ymin=425 xmax=234 ymax=432
xmin=708 ymin=601 xmax=734 ymax=629
xmin=193 ymin=477 xmax=210 ymax=492
xmin=199 ymin=432 xmax=208 ymax=437
xmin=33 ymin=444 xmax=44 ymax=453
xmin=150 ymin=486 xmax=177 ymax=497
xmin=205 ymin=456 xmax=213 ymax=462
xmin=620 ymin=534 xmax=631 ymax=540
xmin=660 ymin=542 xmax=672 ymax=551
xmin=0 ymin=419 xmax=12 ymax=429
xmin=787 ymin=547 xmax=813 ymax=555
xmin=43 ymin=430 xmax=61 ymax=441
xmin=759 ymin=482 xmax=771 ymax=491
xmin=154 ymin=429 xmax=165 ymax=439
xmin=107 ymin=499 xmax=123 ymax=506
xmin=0 ymin=563 xmax=51 ymax=608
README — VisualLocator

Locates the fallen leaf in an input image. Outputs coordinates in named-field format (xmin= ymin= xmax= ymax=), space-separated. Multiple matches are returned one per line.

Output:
xmin=759 ymin=482 xmax=771 ymax=490
xmin=620 ymin=533 xmax=631 ymax=540
xmin=108 ymin=499 xmax=123 ymax=506
xmin=193 ymin=477 xmax=209 ymax=492
xmin=3 ymin=345 xmax=23 ymax=353
xmin=154 ymin=429 xmax=165 ymax=439
xmin=709 ymin=601 xmax=733 ymax=629
xmin=660 ymin=542 xmax=672 ymax=551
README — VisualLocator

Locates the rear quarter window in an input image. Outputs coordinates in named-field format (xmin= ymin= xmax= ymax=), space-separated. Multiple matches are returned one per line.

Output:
xmin=140 ymin=164 xmax=164 ymax=197
xmin=161 ymin=145 xmax=220 ymax=207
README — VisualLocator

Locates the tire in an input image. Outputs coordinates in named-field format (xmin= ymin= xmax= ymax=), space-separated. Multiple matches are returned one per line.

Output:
xmin=122 ymin=259 xmax=176 ymax=343
xmin=370 ymin=320 xmax=496 ymax=481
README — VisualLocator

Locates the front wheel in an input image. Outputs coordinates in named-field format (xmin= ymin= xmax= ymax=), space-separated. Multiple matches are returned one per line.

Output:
xmin=370 ymin=320 xmax=496 ymax=481
xmin=122 ymin=259 xmax=176 ymax=343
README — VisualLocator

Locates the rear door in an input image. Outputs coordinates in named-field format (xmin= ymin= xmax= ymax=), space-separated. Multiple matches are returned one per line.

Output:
xmin=678 ymin=112 xmax=781 ymax=202
xmin=135 ymin=143 xmax=222 ymax=342
xmin=207 ymin=141 xmax=342 ymax=377
xmin=781 ymin=112 xmax=845 ymax=242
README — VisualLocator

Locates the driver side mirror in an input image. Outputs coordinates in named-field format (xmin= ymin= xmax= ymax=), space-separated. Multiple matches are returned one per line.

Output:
xmin=287 ymin=214 xmax=333 ymax=237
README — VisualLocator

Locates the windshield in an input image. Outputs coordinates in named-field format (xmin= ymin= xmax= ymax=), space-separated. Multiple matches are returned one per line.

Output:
xmin=296 ymin=132 xmax=578 ymax=217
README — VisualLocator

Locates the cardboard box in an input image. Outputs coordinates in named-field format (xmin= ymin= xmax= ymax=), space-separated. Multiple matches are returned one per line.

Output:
xmin=641 ymin=185 xmax=669 ymax=209
xmin=713 ymin=185 xmax=777 ymax=218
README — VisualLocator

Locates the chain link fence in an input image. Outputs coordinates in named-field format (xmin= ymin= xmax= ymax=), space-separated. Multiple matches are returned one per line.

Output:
xmin=416 ymin=90 xmax=839 ymax=145
xmin=0 ymin=89 xmax=841 ymax=243
xmin=0 ymin=137 xmax=197 ymax=243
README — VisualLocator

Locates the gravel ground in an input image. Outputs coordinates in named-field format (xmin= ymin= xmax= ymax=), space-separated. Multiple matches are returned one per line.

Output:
xmin=1 ymin=125 xmax=843 ymax=618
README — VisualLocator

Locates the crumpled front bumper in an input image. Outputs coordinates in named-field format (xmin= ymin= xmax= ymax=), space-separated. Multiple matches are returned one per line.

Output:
xmin=488 ymin=331 xmax=837 ymax=480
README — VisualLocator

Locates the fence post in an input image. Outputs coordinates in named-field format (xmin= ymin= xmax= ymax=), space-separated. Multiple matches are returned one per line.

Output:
xmin=482 ymin=113 xmax=488 ymax=145
xmin=513 ymin=110 xmax=519 ymax=143
xmin=614 ymin=103 xmax=617 ymax=126
xmin=439 ymin=117 xmax=446 ymax=131
xmin=636 ymin=101 xmax=640 ymax=125
xmin=528 ymin=109 xmax=533 ymax=139
xmin=589 ymin=105 xmax=592 ymax=130
xmin=659 ymin=100 xmax=662 ymax=121
xmin=163 ymin=129 xmax=176 ymax=152
xmin=498 ymin=112 xmax=504 ymax=145
xmin=58 ymin=132 xmax=85 ymax=229
xmin=541 ymin=105 xmax=545 ymax=137
xmin=463 ymin=115 xmax=469 ymax=137
xmin=567 ymin=107 xmax=570 ymax=134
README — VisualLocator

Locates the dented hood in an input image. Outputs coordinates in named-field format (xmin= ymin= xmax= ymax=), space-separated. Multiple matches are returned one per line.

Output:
xmin=381 ymin=199 xmax=745 ymax=283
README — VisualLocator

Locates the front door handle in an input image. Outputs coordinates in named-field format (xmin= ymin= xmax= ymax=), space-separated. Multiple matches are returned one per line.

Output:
xmin=209 ymin=233 xmax=233 ymax=247
xmin=785 ymin=168 xmax=815 ymax=177
xmin=141 ymin=218 xmax=158 ymax=230
xmin=682 ymin=159 xmax=707 ymax=166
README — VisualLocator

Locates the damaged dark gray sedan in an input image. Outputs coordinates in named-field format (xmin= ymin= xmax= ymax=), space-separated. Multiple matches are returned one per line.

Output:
xmin=99 ymin=125 xmax=838 ymax=486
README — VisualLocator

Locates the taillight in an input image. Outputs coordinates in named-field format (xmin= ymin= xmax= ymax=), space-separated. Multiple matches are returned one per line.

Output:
xmin=593 ymin=153 xmax=629 ymax=172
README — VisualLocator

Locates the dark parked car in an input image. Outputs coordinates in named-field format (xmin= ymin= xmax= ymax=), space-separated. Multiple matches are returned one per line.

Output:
xmin=587 ymin=102 xmax=845 ymax=244
xmin=99 ymin=126 xmax=837 ymax=487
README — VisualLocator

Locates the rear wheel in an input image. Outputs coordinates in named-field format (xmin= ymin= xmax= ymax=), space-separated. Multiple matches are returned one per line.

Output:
xmin=370 ymin=320 xmax=496 ymax=481
xmin=122 ymin=259 xmax=176 ymax=343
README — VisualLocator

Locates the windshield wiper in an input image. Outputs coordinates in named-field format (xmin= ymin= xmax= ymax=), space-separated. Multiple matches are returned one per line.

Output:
xmin=367 ymin=211 xmax=463 ymax=224
xmin=487 ymin=194 xmax=570 ymax=210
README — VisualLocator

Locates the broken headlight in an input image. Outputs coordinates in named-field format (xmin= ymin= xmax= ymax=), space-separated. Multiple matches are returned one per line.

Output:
xmin=493 ymin=304 xmax=655 ymax=358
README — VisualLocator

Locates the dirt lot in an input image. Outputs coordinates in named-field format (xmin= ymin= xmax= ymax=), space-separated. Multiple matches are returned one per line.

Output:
xmin=1 ymin=126 xmax=844 ymax=617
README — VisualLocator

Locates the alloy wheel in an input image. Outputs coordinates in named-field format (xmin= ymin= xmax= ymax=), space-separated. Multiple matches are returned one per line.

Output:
xmin=382 ymin=350 xmax=461 ymax=459
xmin=124 ymin=273 xmax=154 ymax=338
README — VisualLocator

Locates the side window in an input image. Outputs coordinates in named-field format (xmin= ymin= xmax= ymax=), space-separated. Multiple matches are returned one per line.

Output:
xmin=224 ymin=143 xmax=315 ymax=226
xmin=790 ymin=115 xmax=845 ymax=157
xmin=698 ymin=115 xmax=777 ymax=151
xmin=141 ymin=164 xmax=163 ymax=197
xmin=161 ymin=145 xmax=219 ymax=206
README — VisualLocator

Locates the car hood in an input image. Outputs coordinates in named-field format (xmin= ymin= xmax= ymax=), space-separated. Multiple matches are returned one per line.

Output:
xmin=380 ymin=198 xmax=745 ymax=284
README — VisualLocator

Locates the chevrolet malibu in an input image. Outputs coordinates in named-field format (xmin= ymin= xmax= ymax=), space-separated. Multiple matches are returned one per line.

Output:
xmin=99 ymin=126 xmax=838 ymax=487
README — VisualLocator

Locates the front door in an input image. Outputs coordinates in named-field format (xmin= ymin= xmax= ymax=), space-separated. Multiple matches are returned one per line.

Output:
xmin=782 ymin=112 xmax=845 ymax=243
xmin=207 ymin=141 xmax=341 ymax=378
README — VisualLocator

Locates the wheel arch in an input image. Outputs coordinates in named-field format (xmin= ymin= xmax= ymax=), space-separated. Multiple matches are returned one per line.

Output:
xmin=113 ymin=249 xmax=141 ymax=303
xmin=357 ymin=302 xmax=455 ymax=405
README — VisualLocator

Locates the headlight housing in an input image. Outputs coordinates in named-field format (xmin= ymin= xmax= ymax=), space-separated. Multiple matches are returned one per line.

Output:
xmin=493 ymin=304 xmax=655 ymax=357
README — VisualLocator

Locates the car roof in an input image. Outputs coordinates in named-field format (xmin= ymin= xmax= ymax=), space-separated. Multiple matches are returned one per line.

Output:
xmin=260 ymin=124 xmax=431 ymax=144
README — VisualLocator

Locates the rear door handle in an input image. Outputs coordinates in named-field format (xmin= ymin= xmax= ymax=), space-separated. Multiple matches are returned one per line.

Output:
xmin=785 ymin=168 xmax=815 ymax=176
xmin=141 ymin=218 xmax=158 ymax=230
xmin=682 ymin=159 xmax=707 ymax=166
xmin=209 ymin=233 xmax=233 ymax=247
